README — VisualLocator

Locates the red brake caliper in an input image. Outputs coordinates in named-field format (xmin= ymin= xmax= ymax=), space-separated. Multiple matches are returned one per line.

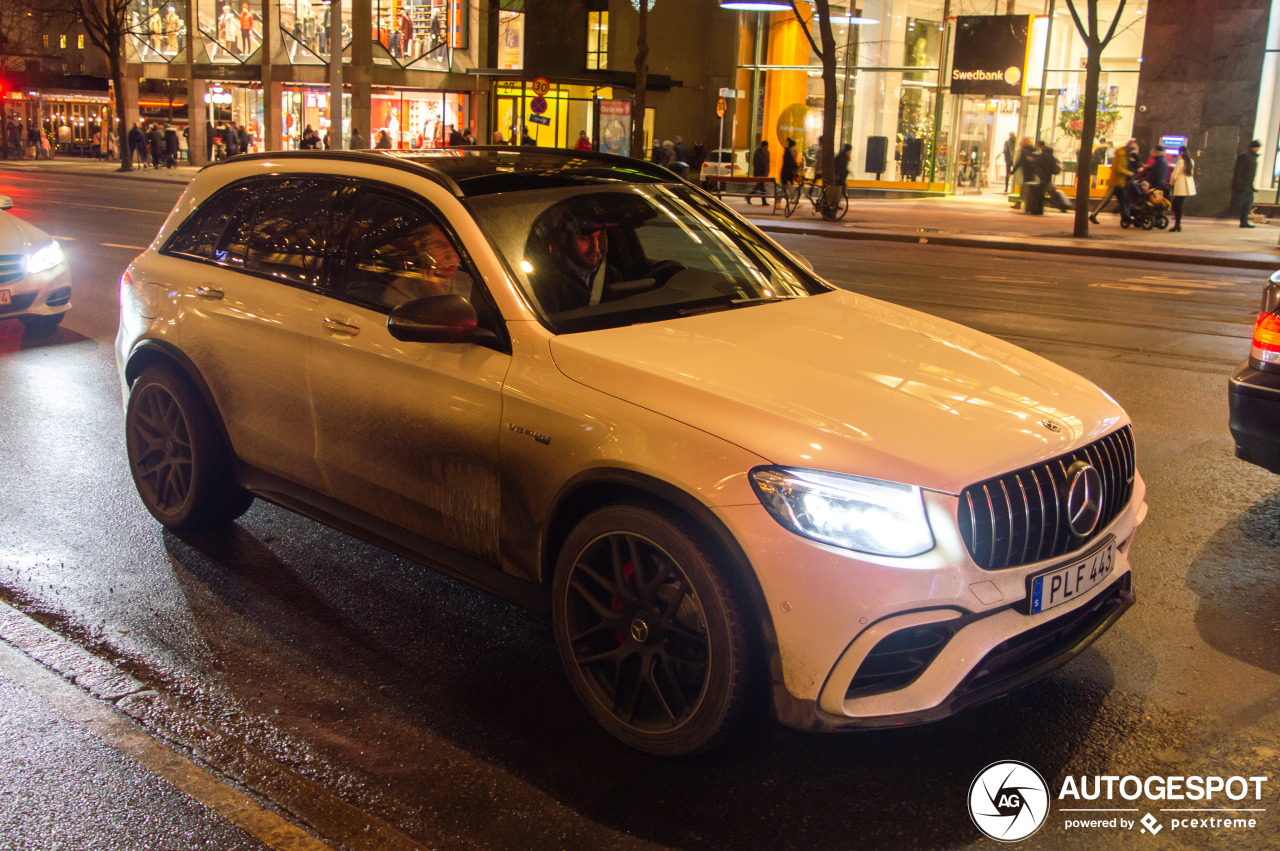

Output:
xmin=612 ymin=560 xmax=635 ymax=644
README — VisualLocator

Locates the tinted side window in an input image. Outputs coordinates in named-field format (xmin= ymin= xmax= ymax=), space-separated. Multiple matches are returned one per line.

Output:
xmin=339 ymin=189 xmax=475 ymax=311
xmin=163 ymin=184 xmax=251 ymax=261
xmin=242 ymin=178 xmax=349 ymax=287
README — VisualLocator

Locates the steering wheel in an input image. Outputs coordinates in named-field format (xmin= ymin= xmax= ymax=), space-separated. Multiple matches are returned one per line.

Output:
xmin=646 ymin=260 xmax=686 ymax=287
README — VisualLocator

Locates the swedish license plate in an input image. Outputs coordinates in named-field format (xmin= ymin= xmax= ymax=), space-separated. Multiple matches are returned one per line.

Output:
xmin=0 ymin=290 xmax=9 ymax=305
xmin=1028 ymin=537 xmax=1116 ymax=614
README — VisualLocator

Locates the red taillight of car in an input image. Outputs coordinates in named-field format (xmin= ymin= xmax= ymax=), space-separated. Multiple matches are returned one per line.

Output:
xmin=1251 ymin=310 xmax=1280 ymax=366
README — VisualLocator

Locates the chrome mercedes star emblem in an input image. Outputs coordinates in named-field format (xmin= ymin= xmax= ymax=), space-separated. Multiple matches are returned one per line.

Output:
xmin=1040 ymin=420 xmax=1062 ymax=433
xmin=1065 ymin=461 xmax=1103 ymax=537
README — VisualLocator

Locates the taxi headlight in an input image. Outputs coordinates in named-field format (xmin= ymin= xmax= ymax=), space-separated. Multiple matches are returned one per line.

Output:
xmin=27 ymin=240 xmax=64 ymax=274
xmin=749 ymin=467 xmax=934 ymax=557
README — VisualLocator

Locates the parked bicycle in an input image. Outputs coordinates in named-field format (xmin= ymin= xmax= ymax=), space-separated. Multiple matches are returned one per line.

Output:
xmin=783 ymin=175 xmax=849 ymax=220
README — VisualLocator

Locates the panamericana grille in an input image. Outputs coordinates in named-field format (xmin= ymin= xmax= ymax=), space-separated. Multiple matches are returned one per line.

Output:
xmin=958 ymin=426 xmax=1135 ymax=570
xmin=0 ymin=254 xmax=24 ymax=286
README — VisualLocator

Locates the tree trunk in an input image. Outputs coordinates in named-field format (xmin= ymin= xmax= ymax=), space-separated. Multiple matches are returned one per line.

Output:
xmin=110 ymin=57 xmax=131 ymax=172
xmin=816 ymin=0 xmax=840 ymax=219
xmin=630 ymin=4 xmax=649 ymax=159
xmin=1072 ymin=45 xmax=1101 ymax=236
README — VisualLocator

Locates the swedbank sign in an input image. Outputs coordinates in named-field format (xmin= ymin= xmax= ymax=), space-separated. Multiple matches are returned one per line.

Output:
xmin=950 ymin=15 xmax=1032 ymax=97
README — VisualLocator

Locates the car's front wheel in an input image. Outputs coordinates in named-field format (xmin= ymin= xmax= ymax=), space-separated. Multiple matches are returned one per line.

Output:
xmin=552 ymin=504 xmax=753 ymax=756
xmin=125 ymin=362 xmax=253 ymax=529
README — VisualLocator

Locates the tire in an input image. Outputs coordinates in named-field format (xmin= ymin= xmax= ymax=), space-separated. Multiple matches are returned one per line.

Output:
xmin=1155 ymin=215 xmax=1169 ymax=230
xmin=783 ymin=183 xmax=801 ymax=218
xmin=552 ymin=504 xmax=753 ymax=756
xmin=125 ymin=362 xmax=253 ymax=529
xmin=1140 ymin=215 xmax=1155 ymax=230
xmin=18 ymin=313 xmax=64 ymax=333
xmin=1120 ymin=217 xmax=1132 ymax=229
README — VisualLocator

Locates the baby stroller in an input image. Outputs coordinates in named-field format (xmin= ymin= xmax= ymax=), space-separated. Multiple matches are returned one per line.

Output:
xmin=1122 ymin=179 xmax=1171 ymax=230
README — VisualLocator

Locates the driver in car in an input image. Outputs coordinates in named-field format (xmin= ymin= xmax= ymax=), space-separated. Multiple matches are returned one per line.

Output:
xmin=527 ymin=205 xmax=610 ymax=313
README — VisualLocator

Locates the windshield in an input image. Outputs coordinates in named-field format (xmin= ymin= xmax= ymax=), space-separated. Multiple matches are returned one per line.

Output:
xmin=466 ymin=183 xmax=830 ymax=333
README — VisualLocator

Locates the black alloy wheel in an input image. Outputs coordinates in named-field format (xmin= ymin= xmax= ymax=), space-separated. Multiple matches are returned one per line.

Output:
xmin=553 ymin=505 xmax=752 ymax=756
xmin=125 ymin=363 xmax=252 ymax=529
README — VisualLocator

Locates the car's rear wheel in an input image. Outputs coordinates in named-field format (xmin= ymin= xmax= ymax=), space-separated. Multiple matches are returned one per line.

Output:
xmin=552 ymin=504 xmax=752 ymax=756
xmin=18 ymin=313 xmax=63 ymax=333
xmin=125 ymin=363 xmax=253 ymax=529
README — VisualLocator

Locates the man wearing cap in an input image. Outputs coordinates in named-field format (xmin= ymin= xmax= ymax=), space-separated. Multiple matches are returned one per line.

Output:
xmin=528 ymin=206 xmax=610 ymax=313
xmin=1231 ymin=140 xmax=1262 ymax=228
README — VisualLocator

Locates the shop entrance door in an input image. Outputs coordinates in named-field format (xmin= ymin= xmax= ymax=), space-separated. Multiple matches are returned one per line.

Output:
xmin=950 ymin=96 xmax=1022 ymax=194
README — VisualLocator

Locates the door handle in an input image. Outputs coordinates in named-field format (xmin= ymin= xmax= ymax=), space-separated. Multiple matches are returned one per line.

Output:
xmin=193 ymin=285 xmax=224 ymax=300
xmin=323 ymin=317 xmax=360 ymax=336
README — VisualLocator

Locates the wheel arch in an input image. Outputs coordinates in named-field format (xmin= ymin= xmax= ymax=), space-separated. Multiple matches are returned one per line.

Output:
xmin=124 ymin=340 xmax=236 ymax=459
xmin=540 ymin=468 xmax=782 ymax=684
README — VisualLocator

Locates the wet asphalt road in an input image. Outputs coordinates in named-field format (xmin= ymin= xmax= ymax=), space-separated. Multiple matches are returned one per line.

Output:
xmin=0 ymin=169 xmax=1278 ymax=850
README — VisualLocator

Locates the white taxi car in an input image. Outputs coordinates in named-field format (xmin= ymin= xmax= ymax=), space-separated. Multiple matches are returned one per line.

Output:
xmin=0 ymin=195 xmax=71 ymax=332
xmin=116 ymin=149 xmax=1145 ymax=756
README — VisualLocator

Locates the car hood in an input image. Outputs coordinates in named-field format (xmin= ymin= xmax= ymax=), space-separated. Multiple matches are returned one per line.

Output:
xmin=0 ymin=210 xmax=51 ymax=254
xmin=547 ymin=290 xmax=1129 ymax=495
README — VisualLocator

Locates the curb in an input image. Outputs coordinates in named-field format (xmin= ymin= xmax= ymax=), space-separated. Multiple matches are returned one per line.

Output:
xmin=752 ymin=219 xmax=1280 ymax=272
xmin=0 ymin=162 xmax=193 ymax=186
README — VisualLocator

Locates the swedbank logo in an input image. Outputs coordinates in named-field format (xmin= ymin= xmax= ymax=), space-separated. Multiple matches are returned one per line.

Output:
xmin=951 ymin=66 xmax=1022 ymax=86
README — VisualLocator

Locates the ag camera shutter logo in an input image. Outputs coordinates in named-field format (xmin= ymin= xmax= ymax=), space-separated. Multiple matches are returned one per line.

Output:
xmin=969 ymin=761 xmax=1050 ymax=842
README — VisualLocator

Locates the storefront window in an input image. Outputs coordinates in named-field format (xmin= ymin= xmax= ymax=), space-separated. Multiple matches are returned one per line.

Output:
xmin=190 ymin=0 xmax=261 ymax=63
xmin=737 ymin=0 xmax=1144 ymax=191
xmin=492 ymin=81 xmax=610 ymax=149
xmin=127 ymin=0 xmax=188 ymax=63
xmin=281 ymin=0 xmax=352 ymax=65
xmin=372 ymin=0 xmax=451 ymax=71
xmin=370 ymin=89 xmax=471 ymax=148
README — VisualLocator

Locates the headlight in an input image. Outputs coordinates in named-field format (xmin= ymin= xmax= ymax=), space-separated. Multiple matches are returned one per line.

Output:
xmin=27 ymin=240 xmax=64 ymax=274
xmin=750 ymin=467 xmax=934 ymax=557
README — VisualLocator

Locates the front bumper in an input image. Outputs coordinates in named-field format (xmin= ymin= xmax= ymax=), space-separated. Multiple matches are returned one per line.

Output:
xmin=1228 ymin=362 xmax=1280 ymax=473
xmin=719 ymin=472 xmax=1146 ymax=732
xmin=0 ymin=264 xmax=72 ymax=319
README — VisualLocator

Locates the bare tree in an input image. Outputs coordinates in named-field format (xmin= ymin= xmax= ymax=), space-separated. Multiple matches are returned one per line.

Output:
xmin=788 ymin=0 xmax=840 ymax=219
xmin=1064 ymin=0 xmax=1128 ymax=236
xmin=44 ymin=0 xmax=141 ymax=170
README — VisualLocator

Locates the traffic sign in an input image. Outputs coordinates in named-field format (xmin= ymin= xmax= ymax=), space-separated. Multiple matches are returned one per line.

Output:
xmin=531 ymin=77 xmax=551 ymax=97
xmin=716 ymin=97 xmax=727 ymax=118
xmin=529 ymin=114 xmax=551 ymax=126
xmin=530 ymin=95 xmax=548 ymax=115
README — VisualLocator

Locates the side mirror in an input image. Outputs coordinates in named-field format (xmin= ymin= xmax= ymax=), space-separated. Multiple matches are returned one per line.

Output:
xmin=387 ymin=293 xmax=480 ymax=343
xmin=0 ymin=196 xmax=12 ymax=211
xmin=794 ymin=253 xmax=814 ymax=272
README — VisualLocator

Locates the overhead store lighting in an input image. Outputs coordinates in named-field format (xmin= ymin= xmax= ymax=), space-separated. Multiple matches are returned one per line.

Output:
xmin=719 ymin=1 xmax=793 ymax=10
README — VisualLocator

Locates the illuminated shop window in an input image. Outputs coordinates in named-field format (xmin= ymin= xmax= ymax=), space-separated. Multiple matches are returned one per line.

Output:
xmin=373 ymin=0 xmax=451 ymax=72
xmin=278 ymin=0 xmax=352 ymax=65
xmin=126 ymin=1 xmax=189 ymax=63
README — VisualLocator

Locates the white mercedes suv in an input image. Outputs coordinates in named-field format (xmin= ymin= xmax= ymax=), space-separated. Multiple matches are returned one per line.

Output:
xmin=116 ymin=149 xmax=1145 ymax=756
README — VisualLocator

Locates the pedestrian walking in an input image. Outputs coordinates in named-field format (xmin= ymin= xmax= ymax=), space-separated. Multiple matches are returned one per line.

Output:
xmin=780 ymin=137 xmax=800 ymax=186
xmin=1090 ymin=138 xmax=1110 ymax=188
xmin=835 ymin=142 xmax=852 ymax=186
xmin=575 ymin=130 xmax=592 ymax=151
xmin=1168 ymin=146 xmax=1195 ymax=232
xmin=1036 ymin=141 xmax=1068 ymax=211
xmin=1089 ymin=141 xmax=1132 ymax=223
xmin=672 ymin=135 xmax=689 ymax=165
xmin=1002 ymin=131 xmax=1017 ymax=192
xmin=163 ymin=123 xmax=179 ymax=167
xmin=462 ymin=128 xmax=475 ymax=145
xmin=1010 ymin=137 xmax=1038 ymax=213
xmin=746 ymin=139 xmax=770 ymax=205
xmin=128 ymin=121 xmax=147 ymax=168
xmin=375 ymin=129 xmax=392 ymax=149
xmin=1231 ymin=140 xmax=1261 ymax=228
xmin=149 ymin=123 xmax=164 ymax=168
xmin=350 ymin=127 xmax=365 ymax=149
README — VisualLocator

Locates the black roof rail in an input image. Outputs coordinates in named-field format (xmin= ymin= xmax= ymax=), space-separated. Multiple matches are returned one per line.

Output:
xmin=199 ymin=149 xmax=464 ymax=197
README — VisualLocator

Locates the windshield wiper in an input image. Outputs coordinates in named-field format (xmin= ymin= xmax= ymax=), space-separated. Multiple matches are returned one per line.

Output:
xmin=679 ymin=295 xmax=795 ymax=316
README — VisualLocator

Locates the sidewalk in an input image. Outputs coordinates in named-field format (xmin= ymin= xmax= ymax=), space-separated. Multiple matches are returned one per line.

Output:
xmin=6 ymin=155 xmax=1280 ymax=271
